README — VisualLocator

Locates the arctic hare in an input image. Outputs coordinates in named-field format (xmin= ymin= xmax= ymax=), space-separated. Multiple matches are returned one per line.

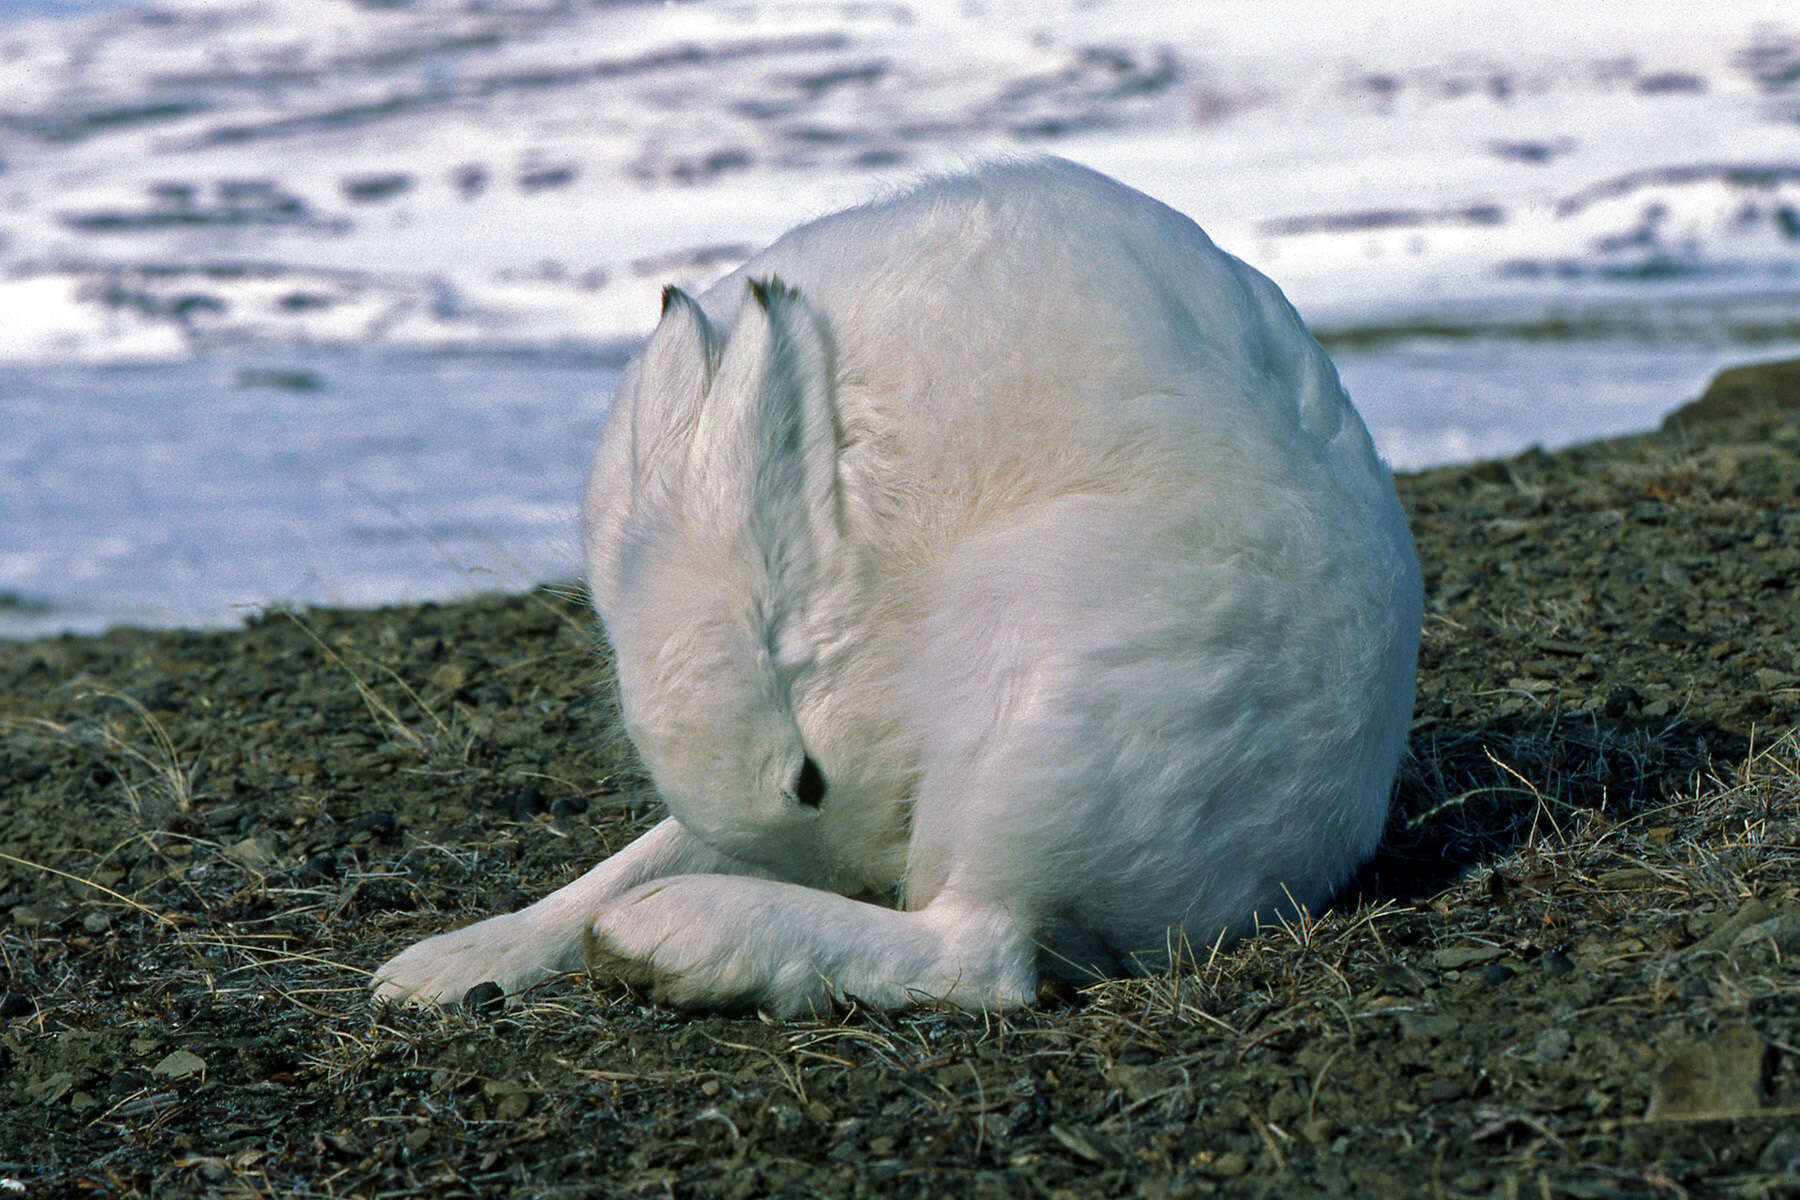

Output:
xmin=373 ymin=158 xmax=1421 ymax=1014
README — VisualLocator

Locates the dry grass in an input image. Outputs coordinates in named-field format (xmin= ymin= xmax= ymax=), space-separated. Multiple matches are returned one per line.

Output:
xmin=4 ymin=366 xmax=1799 ymax=1193
xmin=4 ymin=654 xmax=1798 ymax=1196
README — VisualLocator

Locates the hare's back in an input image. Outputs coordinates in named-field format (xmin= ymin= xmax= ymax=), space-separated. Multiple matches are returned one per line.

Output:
xmin=694 ymin=158 xmax=1382 ymax=536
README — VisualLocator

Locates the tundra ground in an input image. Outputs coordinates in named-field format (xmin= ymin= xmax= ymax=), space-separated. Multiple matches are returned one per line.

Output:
xmin=2 ymin=362 xmax=1799 ymax=1197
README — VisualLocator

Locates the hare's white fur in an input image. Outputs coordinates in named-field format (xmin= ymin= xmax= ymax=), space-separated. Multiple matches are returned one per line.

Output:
xmin=373 ymin=158 xmax=1422 ymax=1014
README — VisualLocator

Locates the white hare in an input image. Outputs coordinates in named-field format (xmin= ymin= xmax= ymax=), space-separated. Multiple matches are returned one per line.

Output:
xmin=373 ymin=158 xmax=1422 ymax=1014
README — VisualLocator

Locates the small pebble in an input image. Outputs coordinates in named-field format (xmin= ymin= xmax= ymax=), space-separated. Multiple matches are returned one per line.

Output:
xmin=1540 ymin=950 xmax=1575 ymax=975
xmin=498 ymin=787 xmax=547 ymax=820
xmin=1604 ymin=686 xmax=1644 ymax=717
xmin=550 ymin=795 xmax=588 ymax=818
xmin=1760 ymin=1129 xmax=1800 ymax=1176
xmin=1431 ymin=944 xmax=1506 ymax=970
xmin=1532 ymin=1028 xmax=1572 ymax=1061
xmin=297 ymin=852 xmax=337 ymax=882
xmin=204 ymin=804 xmax=246 ymax=828
xmin=151 ymin=1049 xmax=208 ymax=1081
xmin=350 ymin=811 xmax=398 ymax=839
xmin=11 ymin=903 xmax=69 ymax=928
xmin=463 ymin=980 xmax=505 ymax=1016
xmin=1478 ymin=963 xmax=1515 ymax=985
xmin=1211 ymin=1151 xmax=1250 ymax=1178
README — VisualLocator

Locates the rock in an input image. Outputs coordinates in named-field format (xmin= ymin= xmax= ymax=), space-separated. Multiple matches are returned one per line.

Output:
xmin=1268 ymin=1085 xmax=1306 ymax=1122
xmin=1106 ymin=1063 xmax=1171 ymax=1104
xmin=1209 ymin=1151 xmax=1250 ymax=1178
xmin=349 ymin=811 xmax=399 ymax=840
xmin=1647 ymin=616 xmax=1695 ymax=645
xmin=1753 ymin=667 xmax=1798 ymax=693
xmin=226 ymin=836 xmax=277 ymax=867
xmin=1645 ymin=1027 xmax=1767 ymax=1120
xmin=1732 ymin=911 xmax=1800 ymax=954
xmin=1531 ymin=1028 xmax=1572 ymax=1061
xmin=297 ymin=852 xmax=337 ymax=882
xmin=1374 ymin=963 xmax=1427 ymax=994
xmin=1760 ymin=1129 xmax=1800 ymax=1176
xmin=429 ymin=663 xmax=467 ymax=691
xmin=11 ymin=902 xmax=70 ymax=927
xmin=498 ymin=787 xmax=547 ymax=820
xmin=1423 ymin=1078 xmax=1467 ymax=1103
xmin=1398 ymin=1011 xmax=1459 ymax=1041
xmin=1595 ymin=867 xmax=1660 ymax=890
xmin=26 ymin=1071 xmax=79 ymax=1104
xmin=203 ymin=804 xmax=247 ymax=828
xmin=1689 ymin=899 xmax=1775 ymax=956
xmin=482 ymin=1078 xmax=532 ymax=1120
xmin=151 ymin=1050 xmax=208 ymax=1082
xmin=1605 ymin=686 xmax=1645 ymax=717
xmin=1050 ymin=1122 xmax=1122 ymax=1165
xmin=1430 ymin=944 xmax=1507 ymax=969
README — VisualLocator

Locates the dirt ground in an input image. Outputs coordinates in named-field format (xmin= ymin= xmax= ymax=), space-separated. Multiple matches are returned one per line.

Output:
xmin=2 ymin=360 xmax=1799 ymax=1198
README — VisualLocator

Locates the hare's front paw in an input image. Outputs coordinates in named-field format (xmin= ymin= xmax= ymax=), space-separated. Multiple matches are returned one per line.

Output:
xmin=372 ymin=911 xmax=580 ymax=1006
xmin=583 ymin=877 xmax=835 ymax=1016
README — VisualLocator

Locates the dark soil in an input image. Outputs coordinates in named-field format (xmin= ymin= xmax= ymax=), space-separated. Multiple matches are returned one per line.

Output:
xmin=3 ymin=359 xmax=1799 ymax=1198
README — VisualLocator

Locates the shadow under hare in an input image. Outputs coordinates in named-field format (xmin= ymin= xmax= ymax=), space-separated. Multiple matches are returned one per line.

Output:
xmin=374 ymin=157 xmax=1422 ymax=1015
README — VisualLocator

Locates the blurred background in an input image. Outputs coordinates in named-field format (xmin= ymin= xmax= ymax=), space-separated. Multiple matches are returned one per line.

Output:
xmin=4 ymin=0 xmax=1798 ymax=635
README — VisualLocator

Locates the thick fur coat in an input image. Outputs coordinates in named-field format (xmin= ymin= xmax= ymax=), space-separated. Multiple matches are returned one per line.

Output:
xmin=374 ymin=158 xmax=1423 ymax=1014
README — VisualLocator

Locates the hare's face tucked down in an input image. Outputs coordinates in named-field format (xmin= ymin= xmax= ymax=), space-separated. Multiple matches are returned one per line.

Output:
xmin=605 ymin=556 xmax=830 ymax=881
xmin=594 ymin=280 xmax=849 ymax=885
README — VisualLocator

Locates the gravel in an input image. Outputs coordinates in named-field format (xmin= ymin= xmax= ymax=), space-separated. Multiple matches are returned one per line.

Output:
xmin=1 ymin=358 xmax=1797 ymax=1197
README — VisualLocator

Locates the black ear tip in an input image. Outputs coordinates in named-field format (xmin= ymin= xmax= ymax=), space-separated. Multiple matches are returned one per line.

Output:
xmin=747 ymin=276 xmax=796 ymax=311
xmin=659 ymin=284 xmax=680 ymax=315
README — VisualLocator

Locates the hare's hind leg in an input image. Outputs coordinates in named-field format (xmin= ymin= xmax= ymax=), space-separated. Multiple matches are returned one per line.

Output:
xmin=372 ymin=817 xmax=784 ymax=1005
xmin=584 ymin=876 xmax=1038 ymax=1015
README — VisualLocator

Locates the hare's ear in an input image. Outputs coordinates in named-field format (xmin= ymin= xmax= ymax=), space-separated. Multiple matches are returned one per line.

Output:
xmin=699 ymin=276 xmax=844 ymax=578
xmin=630 ymin=286 xmax=721 ymax=486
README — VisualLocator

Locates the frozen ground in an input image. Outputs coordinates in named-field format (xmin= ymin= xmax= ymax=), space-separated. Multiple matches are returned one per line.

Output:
xmin=3 ymin=0 xmax=1800 ymax=633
